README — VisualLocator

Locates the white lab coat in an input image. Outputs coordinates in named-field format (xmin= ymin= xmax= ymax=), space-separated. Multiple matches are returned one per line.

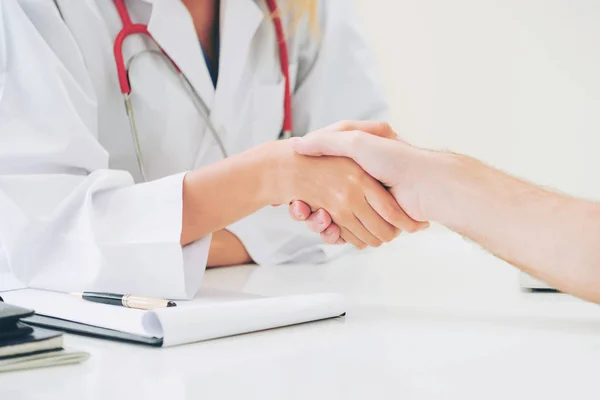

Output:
xmin=0 ymin=0 xmax=388 ymax=298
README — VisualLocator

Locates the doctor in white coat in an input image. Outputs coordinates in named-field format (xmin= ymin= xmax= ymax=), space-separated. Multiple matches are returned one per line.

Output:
xmin=0 ymin=0 xmax=422 ymax=298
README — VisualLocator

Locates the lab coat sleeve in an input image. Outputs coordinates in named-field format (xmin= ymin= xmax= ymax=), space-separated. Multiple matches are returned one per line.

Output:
xmin=0 ymin=0 xmax=209 ymax=299
xmin=227 ymin=0 xmax=389 ymax=265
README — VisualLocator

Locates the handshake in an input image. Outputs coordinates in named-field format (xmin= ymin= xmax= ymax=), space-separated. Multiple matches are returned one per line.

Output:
xmin=280 ymin=120 xmax=600 ymax=305
xmin=283 ymin=120 xmax=436 ymax=249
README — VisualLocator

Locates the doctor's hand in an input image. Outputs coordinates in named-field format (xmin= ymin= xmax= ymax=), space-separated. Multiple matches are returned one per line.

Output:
xmin=288 ymin=201 xmax=344 ymax=244
xmin=290 ymin=121 xmax=432 ymax=224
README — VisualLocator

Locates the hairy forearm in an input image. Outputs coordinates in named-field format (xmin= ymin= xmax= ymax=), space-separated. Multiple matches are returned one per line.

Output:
xmin=181 ymin=142 xmax=278 ymax=246
xmin=423 ymin=152 xmax=600 ymax=302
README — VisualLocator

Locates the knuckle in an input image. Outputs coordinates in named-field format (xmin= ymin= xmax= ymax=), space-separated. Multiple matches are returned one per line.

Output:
xmin=326 ymin=222 xmax=340 ymax=234
xmin=346 ymin=172 xmax=360 ymax=186
xmin=306 ymin=221 xmax=321 ymax=233
xmin=345 ymin=130 xmax=361 ymax=153
xmin=289 ymin=209 xmax=303 ymax=221
xmin=330 ymin=230 xmax=342 ymax=242
xmin=319 ymin=221 xmax=332 ymax=233
xmin=321 ymin=232 xmax=336 ymax=244
xmin=346 ymin=129 xmax=361 ymax=141
xmin=347 ymin=167 xmax=368 ymax=187
xmin=319 ymin=209 xmax=332 ymax=224
xmin=335 ymin=191 xmax=352 ymax=208
xmin=350 ymin=131 xmax=363 ymax=152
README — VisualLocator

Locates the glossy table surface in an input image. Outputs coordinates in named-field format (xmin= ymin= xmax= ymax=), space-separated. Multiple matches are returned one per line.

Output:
xmin=2 ymin=227 xmax=600 ymax=400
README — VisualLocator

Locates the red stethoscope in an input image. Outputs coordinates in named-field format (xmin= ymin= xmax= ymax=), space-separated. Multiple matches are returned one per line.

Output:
xmin=112 ymin=0 xmax=292 ymax=181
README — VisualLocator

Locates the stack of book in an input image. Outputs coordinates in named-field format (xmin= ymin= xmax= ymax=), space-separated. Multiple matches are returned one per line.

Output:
xmin=0 ymin=300 xmax=89 ymax=373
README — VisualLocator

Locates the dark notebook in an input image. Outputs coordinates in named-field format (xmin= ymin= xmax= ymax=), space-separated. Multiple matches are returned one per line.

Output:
xmin=0 ymin=301 xmax=36 ymax=344
xmin=0 ymin=322 xmax=34 ymax=342
xmin=0 ymin=299 xmax=88 ymax=372
xmin=0 ymin=301 xmax=34 ymax=330
xmin=0 ymin=326 xmax=63 ymax=359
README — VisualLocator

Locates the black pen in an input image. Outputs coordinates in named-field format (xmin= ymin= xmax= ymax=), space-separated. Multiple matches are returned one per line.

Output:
xmin=70 ymin=292 xmax=177 ymax=310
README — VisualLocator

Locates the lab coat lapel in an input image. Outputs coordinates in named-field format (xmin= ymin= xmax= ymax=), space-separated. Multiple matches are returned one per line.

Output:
xmin=147 ymin=0 xmax=214 ymax=108
xmin=216 ymin=0 xmax=264 ymax=103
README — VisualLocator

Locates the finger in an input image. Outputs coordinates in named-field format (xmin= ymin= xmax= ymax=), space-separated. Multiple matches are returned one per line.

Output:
xmin=290 ymin=131 xmax=356 ymax=158
xmin=305 ymin=209 xmax=333 ymax=233
xmin=355 ymin=192 xmax=402 ymax=244
xmin=343 ymin=213 xmax=383 ymax=248
xmin=364 ymin=183 xmax=428 ymax=233
xmin=291 ymin=120 xmax=399 ymax=158
xmin=320 ymin=223 xmax=342 ymax=244
xmin=289 ymin=200 xmax=312 ymax=221
xmin=292 ymin=128 xmax=382 ymax=158
xmin=330 ymin=120 xmax=398 ymax=139
xmin=339 ymin=226 xmax=368 ymax=250
xmin=335 ymin=237 xmax=347 ymax=245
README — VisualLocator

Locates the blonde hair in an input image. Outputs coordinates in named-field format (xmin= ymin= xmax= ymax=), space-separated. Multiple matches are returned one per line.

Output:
xmin=279 ymin=0 xmax=319 ymax=34
xmin=290 ymin=0 xmax=318 ymax=30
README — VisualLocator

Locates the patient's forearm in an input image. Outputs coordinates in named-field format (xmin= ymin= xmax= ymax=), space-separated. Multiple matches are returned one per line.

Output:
xmin=206 ymin=230 xmax=253 ymax=267
xmin=423 ymin=153 xmax=600 ymax=302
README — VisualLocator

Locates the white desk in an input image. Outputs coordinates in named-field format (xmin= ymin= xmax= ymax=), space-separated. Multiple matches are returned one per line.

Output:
xmin=2 ymin=227 xmax=600 ymax=400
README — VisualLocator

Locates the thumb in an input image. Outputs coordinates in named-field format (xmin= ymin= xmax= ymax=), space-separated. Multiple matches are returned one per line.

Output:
xmin=290 ymin=131 xmax=359 ymax=157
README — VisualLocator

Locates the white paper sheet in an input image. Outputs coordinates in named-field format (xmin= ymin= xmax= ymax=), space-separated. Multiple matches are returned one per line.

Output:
xmin=149 ymin=292 xmax=346 ymax=346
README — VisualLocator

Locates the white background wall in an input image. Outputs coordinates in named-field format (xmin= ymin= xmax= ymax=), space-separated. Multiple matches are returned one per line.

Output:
xmin=354 ymin=0 xmax=600 ymax=200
